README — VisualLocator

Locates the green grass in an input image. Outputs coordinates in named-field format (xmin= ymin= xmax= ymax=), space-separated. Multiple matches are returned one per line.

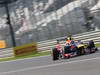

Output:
xmin=95 ymin=43 xmax=100 ymax=47
xmin=0 ymin=51 xmax=51 ymax=62
xmin=0 ymin=43 xmax=100 ymax=62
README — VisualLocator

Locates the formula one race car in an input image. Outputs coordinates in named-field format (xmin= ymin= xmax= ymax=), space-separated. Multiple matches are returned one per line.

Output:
xmin=52 ymin=40 xmax=98 ymax=60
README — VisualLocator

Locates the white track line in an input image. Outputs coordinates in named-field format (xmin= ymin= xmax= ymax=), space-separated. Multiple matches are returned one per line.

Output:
xmin=0 ymin=56 xmax=100 ymax=75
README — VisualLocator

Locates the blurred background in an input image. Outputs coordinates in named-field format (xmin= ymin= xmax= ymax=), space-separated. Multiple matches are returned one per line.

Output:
xmin=0 ymin=0 xmax=99 ymax=47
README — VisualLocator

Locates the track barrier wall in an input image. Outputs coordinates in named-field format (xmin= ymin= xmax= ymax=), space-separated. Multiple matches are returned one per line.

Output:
xmin=13 ymin=42 xmax=37 ymax=57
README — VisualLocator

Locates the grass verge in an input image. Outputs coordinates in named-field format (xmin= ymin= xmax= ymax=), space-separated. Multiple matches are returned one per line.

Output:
xmin=95 ymin=43 xmax=100 ymax=47
xmin=0 ymin=51 xmax=51 ymax=62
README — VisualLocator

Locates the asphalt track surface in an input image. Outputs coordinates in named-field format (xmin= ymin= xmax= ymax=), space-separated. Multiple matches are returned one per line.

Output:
xmin=0 ymin=48 xmax=100 ymax=75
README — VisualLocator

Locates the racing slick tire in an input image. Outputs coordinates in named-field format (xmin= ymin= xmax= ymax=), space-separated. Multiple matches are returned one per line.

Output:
xmin=52 ymin=48 xmax=59 ymax=60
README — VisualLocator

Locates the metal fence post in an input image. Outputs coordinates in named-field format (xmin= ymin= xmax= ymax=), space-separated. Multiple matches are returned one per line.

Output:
xmin=5 ymin=3 xmax=16 ymax=47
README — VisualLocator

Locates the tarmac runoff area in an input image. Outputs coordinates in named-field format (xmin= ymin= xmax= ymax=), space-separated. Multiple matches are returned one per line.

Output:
xmin=0 ymin=48 xmax=100 ymax=75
